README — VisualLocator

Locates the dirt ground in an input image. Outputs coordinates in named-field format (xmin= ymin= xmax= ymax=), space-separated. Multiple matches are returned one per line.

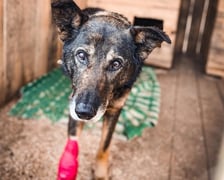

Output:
xmin=1 ymin=57 xmax=224 ymax=180
xmin=0 ymin=100 xmax=163 ymax=180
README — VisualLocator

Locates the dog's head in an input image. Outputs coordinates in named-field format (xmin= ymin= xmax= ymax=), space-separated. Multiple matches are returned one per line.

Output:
xmin=51 ymin=0 xmax=171 ymax=122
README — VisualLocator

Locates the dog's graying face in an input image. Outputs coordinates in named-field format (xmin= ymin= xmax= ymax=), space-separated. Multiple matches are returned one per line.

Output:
xmin=64 ymin=20 xmax=140 ymax=122
xmin=51 ymin=0 xmax=171 ymax=122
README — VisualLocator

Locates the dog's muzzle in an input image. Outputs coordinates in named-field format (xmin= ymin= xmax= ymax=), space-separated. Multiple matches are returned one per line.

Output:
xmin=69 ymin=91 xmax=107 ymax=122
xmin=75 ymin=102 xmax=96 ymax=120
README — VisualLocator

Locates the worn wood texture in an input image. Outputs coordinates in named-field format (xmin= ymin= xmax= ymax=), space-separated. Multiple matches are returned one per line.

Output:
xmin=206 ymin=0 xmax=224 ymax=77
xmin=217 ymin=80 xmax=224 ymax=104
xmin=187 ymin=0 xmax=205 ymax=55
xmin=174 ymin=0 xmax=191 ymax=56
xmin=0 ymin=0 xmax=60 ymax=106
xmin=0 ymin=0 xmax=6 ymax=104
xmin=200 ymin=0 xmax=218 ymax=67
xmin=137 ymin=67 xmax=178 ymax=180
xmin=214 ymin=133 xmax=224 ymax=180
xmin=169 ymin=57 xmax=209 ymax=180
xmin=197 ymin=74 xmax=224 ymax=179
xmin=87 ymin=0 xmax=181 ymax=69
xmin=214 ymin=80 xmax=224 ymax=180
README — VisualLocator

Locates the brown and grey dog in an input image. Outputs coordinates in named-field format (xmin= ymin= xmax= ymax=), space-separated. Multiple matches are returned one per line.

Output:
xmin=51 ymin=0 xmax=171 ymax=179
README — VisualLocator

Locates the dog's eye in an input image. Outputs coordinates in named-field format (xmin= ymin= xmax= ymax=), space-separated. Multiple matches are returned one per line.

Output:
xmin=75 ymin=50 xmax=88 ymax=65
xmin=108 ymin=59 xmax=123 ymax=71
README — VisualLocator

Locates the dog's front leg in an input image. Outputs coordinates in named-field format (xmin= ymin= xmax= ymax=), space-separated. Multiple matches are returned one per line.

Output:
xmin=94 ymin=107 xmax=121 ymax=180
xmin=57 ymin=116 xmax=84 ymax=180
xmin=68 ymin=115 xmax=85 ymax=139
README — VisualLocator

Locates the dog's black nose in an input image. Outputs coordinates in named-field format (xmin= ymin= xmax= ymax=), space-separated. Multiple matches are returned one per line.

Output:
xmin=75 ymin=103 xmax=96 ymax=120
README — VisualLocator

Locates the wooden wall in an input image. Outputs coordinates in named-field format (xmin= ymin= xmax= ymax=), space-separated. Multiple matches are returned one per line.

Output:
xmin=206 ymin=0 xmax=224 ymax=77
xmin=174 ymin=0 xmax=224 ymax=78
xmin=0 ymin=0 xmax=4 ymax=105
xmin=0 ymin=0 xmax=61 ymax=106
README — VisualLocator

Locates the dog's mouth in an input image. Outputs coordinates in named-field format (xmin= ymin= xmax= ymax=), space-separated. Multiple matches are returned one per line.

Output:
xmin=69 ymin=96 xmax=107 ymax=122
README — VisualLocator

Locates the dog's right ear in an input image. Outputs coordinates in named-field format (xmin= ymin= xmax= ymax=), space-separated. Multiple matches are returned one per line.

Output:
xmin=130 ymin=26 xmax=171 ymax=61
xmin=51 ymin=0 xmax=88 ymax=41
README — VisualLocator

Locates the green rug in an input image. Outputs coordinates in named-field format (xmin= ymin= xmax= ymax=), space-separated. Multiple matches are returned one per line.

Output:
xmin=9 ymin=66 xmax=160 ymax=139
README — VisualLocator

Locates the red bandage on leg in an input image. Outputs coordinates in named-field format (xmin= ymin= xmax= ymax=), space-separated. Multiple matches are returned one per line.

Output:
xmin=57 ymin=139 xmax=79 ymax=180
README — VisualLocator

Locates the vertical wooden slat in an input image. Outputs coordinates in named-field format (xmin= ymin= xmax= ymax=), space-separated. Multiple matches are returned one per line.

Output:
xmin=5 ymin=0 xmax=38 ymax=99
xmin=205 ymin=0 xmax=223 ymax=77
xmin=214 ymin=133 xmax=224 ymax=180
xmin=187 ymin=0 xmax=205 ymax=55
xmin=34 ymin=0 xmax=51 ymax=78
xmin=34 ymin=0 xmax=62 ymax=78
xmin=0 ymin=0 xmax=6 ymax=105
xmin=21 ymin=0 xmax=37 ymax=83
xmin=5 ymin=0 xmax=22 ymax=99
xmin=200 ymin=0 xmax=218 ymax=64
xmin=174 ymin=0 xmax=191 ymax=56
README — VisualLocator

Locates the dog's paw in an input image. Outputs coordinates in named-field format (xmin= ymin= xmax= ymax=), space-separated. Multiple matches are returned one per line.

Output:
xmin=91 ymin=163 xmax=111 ymax=180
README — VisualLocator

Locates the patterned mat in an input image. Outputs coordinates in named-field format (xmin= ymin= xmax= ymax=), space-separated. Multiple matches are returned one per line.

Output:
xmin=10 ymin=66 xmax=160 ymax=139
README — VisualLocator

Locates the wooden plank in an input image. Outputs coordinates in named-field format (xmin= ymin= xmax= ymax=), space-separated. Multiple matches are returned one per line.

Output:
xmin=214 ymin=80 xmax=224 ymax=180
xmin=1 ymin=0 xmax=46 ymax=105
xmin=4 ymin=0 xmax=37 ymax=99
xmin=21 ymin=0 xmax=37 ymax=83
xmin=217 ymin=80 xmax=224 ymax=104
xmin=197 ymin=71 xmax=224 ymax=179
xmin=34 ymin=0 xmax=51 ymax=78
xmin=174 ymin=0 xmax=191 ymax=55
xmin=205 ymin=0 xmax=223 ymax=77
xmin=170 ymin=57 xmax=208 ymax=180
xmin=206 ymin=50 xmax=224 ymax=78
xmin=0 ymin=0 xmax=5 ymax=105
xmin=187 ymin=0 xmax=205 ymax=55
xmin=134 ymin=67 xmax=178 ymax=179
xmin=214 ymin=133 xmax=224 ymax=180
xmin=34 ymin=0 xmax=63 ymax=79
xmin=200 ymin=0 xmax=218 ymax=63
xmin=144 ymin=66 xmax=178 ymax=179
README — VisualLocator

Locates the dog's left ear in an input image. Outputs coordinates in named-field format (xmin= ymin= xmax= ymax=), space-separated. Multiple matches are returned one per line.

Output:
xmin=51 ymin=0 xmax=88 ymax=41
xmin=130 ymin=26 xmax=171 ymax=60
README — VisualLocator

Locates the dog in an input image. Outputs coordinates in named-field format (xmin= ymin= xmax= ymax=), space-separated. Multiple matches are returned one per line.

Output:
xmin=51 ymin=0 xmax=171 ymax=179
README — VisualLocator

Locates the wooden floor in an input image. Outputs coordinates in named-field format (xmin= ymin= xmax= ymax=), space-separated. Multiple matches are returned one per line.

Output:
xmin=153 ymin=55 xmax=224 ymax=180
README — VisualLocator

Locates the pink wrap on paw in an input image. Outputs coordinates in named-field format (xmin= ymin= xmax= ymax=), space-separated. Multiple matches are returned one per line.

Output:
xmin=57 ymin=139 xmax=79 ymax=180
